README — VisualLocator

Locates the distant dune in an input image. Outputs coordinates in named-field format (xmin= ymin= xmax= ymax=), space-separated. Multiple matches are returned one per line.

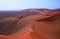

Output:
xmin=0 ymin=8 xmax=60 ymax=39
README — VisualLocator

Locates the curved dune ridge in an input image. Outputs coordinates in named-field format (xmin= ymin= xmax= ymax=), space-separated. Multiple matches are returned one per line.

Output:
xmin=0 ymin=9 xmax=60 ymax=39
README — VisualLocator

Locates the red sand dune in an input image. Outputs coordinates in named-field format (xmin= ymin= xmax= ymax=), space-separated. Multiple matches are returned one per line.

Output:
xmin=0 ymin=9 xmax=60 ymax=39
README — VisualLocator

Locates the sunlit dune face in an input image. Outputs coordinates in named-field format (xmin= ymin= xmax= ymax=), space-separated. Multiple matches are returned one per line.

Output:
xmin=32 ymin=12 xmax=60 ymax=39
xmin=32 ymin=23 xmax=60 ymax=39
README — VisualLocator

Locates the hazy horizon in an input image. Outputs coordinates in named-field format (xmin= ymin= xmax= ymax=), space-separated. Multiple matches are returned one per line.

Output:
xmin=0 ymin=0 xmax=60 ymax=11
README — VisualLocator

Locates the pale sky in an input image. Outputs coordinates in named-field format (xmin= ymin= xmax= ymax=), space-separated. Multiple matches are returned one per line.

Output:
xmin=0 ymin=0 xmax=60 ymax=11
